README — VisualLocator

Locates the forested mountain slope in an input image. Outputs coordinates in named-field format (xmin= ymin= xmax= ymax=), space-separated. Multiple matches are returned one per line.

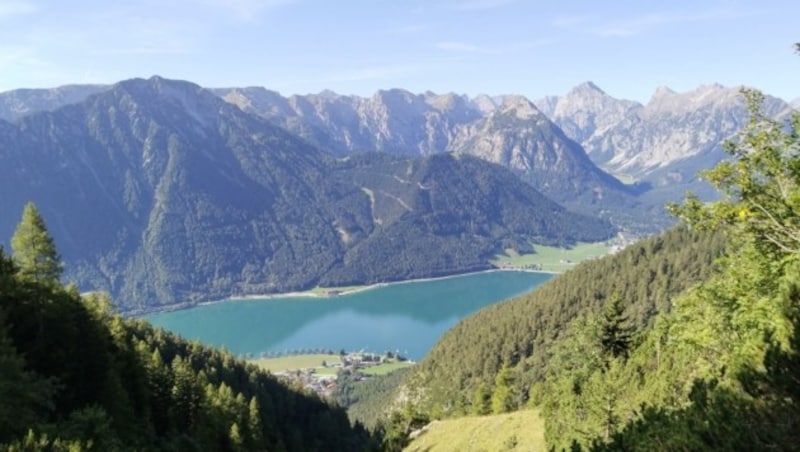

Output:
xmin=215 ymin=87 xmax=650 ymax=229
xmin=393 ymin=93 xmax=800 ymax=451
xmin=0 ymin=76 xmax=612 ymax=311
xmin=405 ymin=226 xmax=726 ymax=415
xmin=0 ymin=246 xmax=374 ymax=450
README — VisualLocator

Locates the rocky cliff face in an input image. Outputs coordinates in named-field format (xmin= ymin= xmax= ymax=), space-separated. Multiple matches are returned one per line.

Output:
xmin=0 ymin=84 xmax=109 ymax=121
xmin=539 ymin=82 xmax=791 ymax=188
xmin=448 ymin=95 xmax=631 ymax=209
xmin=214 ymin=87 xmax=636 ymax=217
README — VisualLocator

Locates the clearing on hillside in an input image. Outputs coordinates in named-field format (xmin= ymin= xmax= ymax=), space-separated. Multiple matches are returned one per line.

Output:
xmin=404 ymin=409 xmax=545 ymax=452
xmin=492 ymin=241 xmax=611 ymax=272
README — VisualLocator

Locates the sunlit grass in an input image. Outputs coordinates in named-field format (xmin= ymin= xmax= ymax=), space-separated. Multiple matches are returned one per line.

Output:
xmin=404 ymin=409 xmax=545 ymax=452
xmin=360 ymin=361 xmax=414 ymax=376
xmin=492 ymin=241 xmax=611 ymax=273
xmin=250 ymin=354 xmax=341 ymax=372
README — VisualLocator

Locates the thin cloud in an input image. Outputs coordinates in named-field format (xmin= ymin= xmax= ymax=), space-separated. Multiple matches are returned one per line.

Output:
xmin=552 ymin=14 xmax=591 ymax=29
xmin=324 ymin=63 xmax=423 ymax=83
xmin=72 ymin=6 xmax=200 ymax=56
xmin=436 ymin=41 xmax=499 ymax=55
xmin=436 ymin=39 xmax=548 ymax=55
xmin=393 ymin=23 xmax=429 ymax=35
xmin=200 ymin=0 xmax=297 ymax=21
xmin=91 ymin=45 xmax=191 ymax=56
xmin=454 ymin=0 xmax=515 ymax=11
xmin=592 ymin=9 xmax=753 ymax=38
xmin=0 ymin=0 xmax=38 ymax=18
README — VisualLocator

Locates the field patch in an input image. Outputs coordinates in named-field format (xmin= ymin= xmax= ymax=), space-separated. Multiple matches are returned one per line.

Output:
xmin=404 ymin=409 xmax=545 ymax=452
xmin=359 ymin=361 xmax=414 ymax=376
xmin=250 ymin=354 xmax=341 ymax=373
xmin=492 ymin=241 xmax=611 ymax=273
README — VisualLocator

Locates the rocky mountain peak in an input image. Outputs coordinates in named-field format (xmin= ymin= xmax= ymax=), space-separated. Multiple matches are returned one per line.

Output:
xmin=316 ymin=89 xmax=340 ymax=99
xmin=471 ymin=94 xmax=502 ymax=113
xmin=570 ymin=81 xmax=606 ymax=97
xmin=644 ymin=84 xmax=745 ymax=117
xmin=114 ymin=76 xmax=225 ymax=129
xmin=650 ymin=85 xmax=677 ymax=99
xmin=0 ymin=84 xmax=109 ymax=122
xmin=496 ymin=95 xmax=544 ymax=120
xmin=424 ymin=92 xmax=470 ymax=113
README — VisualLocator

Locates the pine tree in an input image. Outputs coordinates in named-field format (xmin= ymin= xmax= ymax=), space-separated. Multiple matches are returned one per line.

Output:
xmin=491 ymin=365 xmax=517 ymax=414
xmin=247 ymin=397 xmax=263 ymax=448
xmin=470 ymin=382 xmax=492 ymax=415
xmin=599 ymin=293 xmax=633 ymax=363
xmin=10 ymin=202 xmax=62 ymax=285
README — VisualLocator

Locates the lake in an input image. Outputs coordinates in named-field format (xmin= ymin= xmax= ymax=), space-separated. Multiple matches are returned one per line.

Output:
xmin=146 ymin=270 xmax=552 ymax=360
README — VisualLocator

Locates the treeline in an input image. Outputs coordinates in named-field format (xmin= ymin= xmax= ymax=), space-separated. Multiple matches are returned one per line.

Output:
xmin=539 ymin=91 xmax=800 ymax=450
xmin=0 ymin=204 xmax=375 ymax=450
xmin=397 ymin=91 xmax=800 ymax=450
xmin=405 ymin=224 xmax=726 ymax=416
xmin=332 ymin=368 xmax=412 ymax=430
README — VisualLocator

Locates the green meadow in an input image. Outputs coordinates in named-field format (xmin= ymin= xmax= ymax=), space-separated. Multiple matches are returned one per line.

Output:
xmin=404 ymin=409 xmax=545 ymax=452
xmin=492 ymin=241 xmax=611 ymax=273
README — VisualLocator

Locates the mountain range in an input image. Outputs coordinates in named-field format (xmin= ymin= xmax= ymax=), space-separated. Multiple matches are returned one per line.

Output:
xmin=536 ymin=82 xmax=791 ymax=200
xmin=0 ymin=77 xmax=611 ymax=311
xmin=213 ymin=87 xmax=640 ymax=220
xmin=1 ymin=76 xmax=792 ymax=309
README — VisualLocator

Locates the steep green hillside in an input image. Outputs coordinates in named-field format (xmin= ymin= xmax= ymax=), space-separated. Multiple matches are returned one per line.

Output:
xmin=0 ymin=77 xmax=613 ymax=311
xmin=405 ymin=225 xmax=726 ymax=416
xmin=398 ymin=92 xmax=800 ymax=451
xmin=0 ymin=214 xmax=374 ymax=450
xmin=321 ymin=153 xmax=613 ymax=286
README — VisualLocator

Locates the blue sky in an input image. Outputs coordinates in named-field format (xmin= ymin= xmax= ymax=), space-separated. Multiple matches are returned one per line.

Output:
xmin=0 ymin=0 xmax=797 ymax=102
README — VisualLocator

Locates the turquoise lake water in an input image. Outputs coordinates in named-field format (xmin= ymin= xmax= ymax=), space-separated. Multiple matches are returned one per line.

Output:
xmin=146 ymin=270 xmax=552 ymax=360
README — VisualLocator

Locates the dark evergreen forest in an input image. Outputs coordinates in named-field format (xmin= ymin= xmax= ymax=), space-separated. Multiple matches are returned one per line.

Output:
xmin=0 ymin=207 xmax=376 ymax=450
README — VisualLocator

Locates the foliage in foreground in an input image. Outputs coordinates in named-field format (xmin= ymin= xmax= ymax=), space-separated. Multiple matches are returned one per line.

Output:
xmin=584 ymin=89 xmax=800 ymax=451
xmin=405 ymin=224 xmax=726 ymax=418
xmin=0 ymin=210 xmax=375 ymax=450
xmin=398 ymin=90 xmax=800 ymax=451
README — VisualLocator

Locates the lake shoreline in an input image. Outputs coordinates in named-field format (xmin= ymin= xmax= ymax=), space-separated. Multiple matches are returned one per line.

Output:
xmin=134 ymin=267 xmax=557 ymax=317
xmin=142 ymin=270 xmax=554 ymax=360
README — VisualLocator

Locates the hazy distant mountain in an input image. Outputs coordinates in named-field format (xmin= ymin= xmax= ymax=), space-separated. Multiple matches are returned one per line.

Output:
xmin=0 ymin=84 xmax=109 ymax=121
xmin=215 ymin=87 xmax=484 ymax=156
xmin=539 ymin=82 xmax=791 ymax=194
xmin=0 ymin=77 xmax=612 ymax=310
xmin=535 ymin=82 xmax=640 ymax=147
xmin=447 ymin=95 xmax=633 ymax=210
xmin=7 ymin=80 xmax=777 ymax=237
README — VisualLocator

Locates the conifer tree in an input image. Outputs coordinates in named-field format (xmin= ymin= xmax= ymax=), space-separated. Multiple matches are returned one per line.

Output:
xmin=491 ymin=365 xmax=517 ymax=414
xmin=471 ymin=382 xmax=492 ymax=415
xmin=10 ymin=202 xmax=62 ymax=285
xmin=247 ymin=397 xmax=263 ymax=448
xmin=599 ymin=293 xmax=633 ymax=363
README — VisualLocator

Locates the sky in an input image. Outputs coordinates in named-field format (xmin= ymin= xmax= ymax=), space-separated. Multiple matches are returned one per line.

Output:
xmin=0 ymin=0 xmax=797 ymax=103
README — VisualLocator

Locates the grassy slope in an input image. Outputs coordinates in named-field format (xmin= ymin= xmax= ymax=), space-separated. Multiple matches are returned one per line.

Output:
xmin=404 ymin=410 xmax=545 ymax=452
xmin=360 ymin=361 xmax=414 ymax=376
xmin=492 ymin=241 xmax=610 ymax=272
xmin=250 ymin=354 xmax=341 ymax=372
